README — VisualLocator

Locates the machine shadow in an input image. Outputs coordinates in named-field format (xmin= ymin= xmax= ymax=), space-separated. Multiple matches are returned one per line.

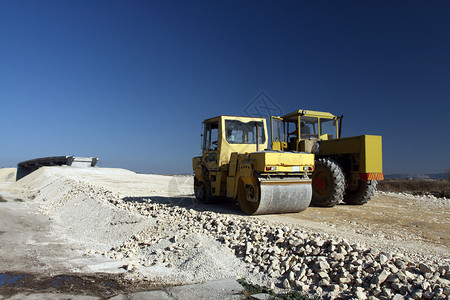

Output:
xmin=309 ymin=202 xmax=358 ymax=208
xmin=121 ymin=195 xmax=246 ymax=216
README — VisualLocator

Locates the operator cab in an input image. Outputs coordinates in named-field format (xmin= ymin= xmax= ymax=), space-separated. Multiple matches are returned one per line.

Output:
xmin=271 ymin=110 xmax=341 ymax=152
xmin=201 ymin=116 xmax=268 ymax=169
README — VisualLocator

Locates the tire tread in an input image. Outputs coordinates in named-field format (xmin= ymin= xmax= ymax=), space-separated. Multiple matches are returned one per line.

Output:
xmin=311 ymin=158 xmax=345 ymax=207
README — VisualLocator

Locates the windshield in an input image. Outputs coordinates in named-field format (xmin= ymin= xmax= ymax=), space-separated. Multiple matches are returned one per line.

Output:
xmin=225 ymin=120 xmax=265 ymax=144
xmin=300 ymin=116 xmax=319 ymax=139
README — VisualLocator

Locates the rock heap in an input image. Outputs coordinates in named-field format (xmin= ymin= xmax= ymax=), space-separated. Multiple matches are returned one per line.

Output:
xmin=51 ymin=180 xmax=450 ymax=299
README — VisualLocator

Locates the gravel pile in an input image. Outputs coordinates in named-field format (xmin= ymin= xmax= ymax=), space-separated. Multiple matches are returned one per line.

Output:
xmin=7 ymin=167 xmax=450 ymax=299
xmin=377 ymin=191 xmax=449 ymax=207
xmin=79 ymin=187 xmax=449 ymax=299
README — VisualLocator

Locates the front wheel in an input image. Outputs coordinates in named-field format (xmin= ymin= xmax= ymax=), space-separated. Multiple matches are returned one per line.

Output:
xmin=237 ymin=176 xmax=261 ymax=215
xmin=311 ymin=158 xmax=345 ymax=207
xmin=343 ymin=180 xmax=377 ymax=205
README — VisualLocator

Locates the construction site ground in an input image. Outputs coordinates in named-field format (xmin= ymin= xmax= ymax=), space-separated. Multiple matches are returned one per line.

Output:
xmin=0 ymin=167 xmax=448 ymax=299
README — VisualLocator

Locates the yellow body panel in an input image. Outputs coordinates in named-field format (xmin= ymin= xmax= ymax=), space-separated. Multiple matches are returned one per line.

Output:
xmin=319 ymin=136 xmax=361 ymax=155
xmin=272 ymin=141 xmax=282 ymax=151
xmin=361 ymin=135 xmax=383 ymax=174
xmin=319 ymin=135 xmax=383 ymax=174
xmin=192 ymin=156 xmax=202 ymax=177
xmin=250 ymin=152 xmax=314 ymax=172
xmin=226 ymin=177 xmax=237 ymax=198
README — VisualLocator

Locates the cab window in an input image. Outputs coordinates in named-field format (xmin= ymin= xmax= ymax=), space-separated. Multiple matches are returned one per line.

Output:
xmin=320 ymin=118 xmax=337 ymax=139
xmin=225 ymin=120 xmax=265 ymax=144
xmin=203 ymin=122 xmax=218 ymax=150
xmin=300 ymin=116 xmax=319 ymax=139
xmin=272 ymin=118 xmax=285 ymax=142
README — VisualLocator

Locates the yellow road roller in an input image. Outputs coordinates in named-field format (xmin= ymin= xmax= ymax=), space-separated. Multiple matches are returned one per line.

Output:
xmin=192 ymin=115 xmax=314 ymax=215
xmin=271 ymin=109 xmax=383 ymax=207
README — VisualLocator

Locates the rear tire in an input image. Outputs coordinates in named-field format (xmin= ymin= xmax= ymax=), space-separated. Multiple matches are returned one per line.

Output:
xmin=311 ymin=158 xmax=345 ymax=207
xmin=343 ymin=180 xmax=377 ymax=205
xmin=194 ymin=177 xmax=213 ymax=204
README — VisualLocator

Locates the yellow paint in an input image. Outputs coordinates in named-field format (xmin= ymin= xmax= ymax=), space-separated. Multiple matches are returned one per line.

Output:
xmin=361 ymin=135 xmax=383 ymax=173
xmin=250 ymin=152 xmax=314 ymax=171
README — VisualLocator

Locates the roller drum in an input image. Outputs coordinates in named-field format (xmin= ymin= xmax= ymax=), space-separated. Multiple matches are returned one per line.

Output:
xmin=238 ymin=176 xmax=312 ymax=215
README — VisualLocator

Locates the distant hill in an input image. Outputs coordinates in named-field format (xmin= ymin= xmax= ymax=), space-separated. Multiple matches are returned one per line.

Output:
xmin=385 ymin=173 xmax=447 ymax=180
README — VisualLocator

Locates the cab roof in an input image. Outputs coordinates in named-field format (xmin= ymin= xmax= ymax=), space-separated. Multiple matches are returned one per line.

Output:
xmin=281 ymin=109 xmax=337 ymax=121
xmin=203 ymin=115 xmax=267 ymax=123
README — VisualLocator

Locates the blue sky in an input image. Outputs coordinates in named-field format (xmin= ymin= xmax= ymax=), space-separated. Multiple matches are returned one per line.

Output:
xmin=1 ymin=1 xmax=449 ymax=174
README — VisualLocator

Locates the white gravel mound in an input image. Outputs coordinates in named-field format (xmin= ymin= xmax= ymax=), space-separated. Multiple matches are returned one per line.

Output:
xmin=4 ymin=167 xmax=252 ymax=286
xmin=0 ymin=167 xmax=16 ymax=183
